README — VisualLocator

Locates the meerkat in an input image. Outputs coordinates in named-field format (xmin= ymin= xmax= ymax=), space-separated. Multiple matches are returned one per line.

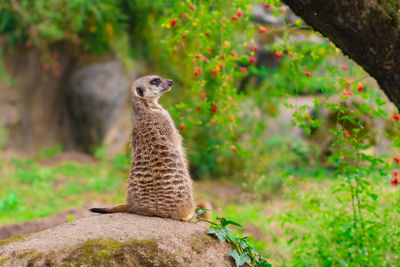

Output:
xmin=90 ymin=75 xmax=210 ymax=221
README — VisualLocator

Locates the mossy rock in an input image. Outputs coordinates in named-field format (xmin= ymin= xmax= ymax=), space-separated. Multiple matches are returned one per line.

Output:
xmin=0 ymin=213 xmax=234 ymax=266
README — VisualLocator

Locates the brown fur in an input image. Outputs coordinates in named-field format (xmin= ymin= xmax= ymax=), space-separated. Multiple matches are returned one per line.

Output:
xmin=90 ymin=75 xmax=197 ymax=221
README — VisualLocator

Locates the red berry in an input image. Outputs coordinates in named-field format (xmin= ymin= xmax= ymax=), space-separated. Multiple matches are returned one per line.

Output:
xmin=391 ymin=177 xmax=399 ymax=185
xmin=343 ymin=91 xmax=352 ymax=96
xmin=220 ymin=55 xmax=225 ymax=60
xmin=264 ymin=3 xmax=271 ymax=9
xmin=203 ymin=56 xmax=207 ymax=62
xmin=289 ymin=52 xmax=294 ymax=58
xmin=180 ymin=42 xmax=185 ymax=48
xmin=240 ymin=67 xmax=248 ymax=73
xmin=232 ymin=146 xmax=237 ymax=153
xmin=211 ymin=69 xmax=219 ymax=76
xmin=211 ymin=120 xmax=216 ymax=125
xmin=228 ymin=96 xmax=233 ymax=102
xmin=179 ymin=124 xmax=184 ymax=131
xmin=191 ymin=60 xmax=195 ymax=65
xmin=302 ymin=66 xmax=307 ymax=70
xmin=342 ymin=65 xmax=348 ymax=71
xmin=171 ymin=19 xmax=177 ymax=26
xmin=358 ymin=84 xmax=364 ymax=92
xmin=194 ymin=70 xmax=199 ymax=77
xmin=189 ymin=4 xmax=195 ymax=11
xmin=274 ymin=51 xmax=281 ymax=59
xmin=231 ymin=16 xmax=238 ymax=21
xmin=393 ymin=113 xmax=400 ymax=121
xmin=394 ymin=169 xmax=399 ymax=177
xmin=230 ymin=51 xmax=238 ymax=58
xmin=343 ymin=130 xmax=350 ymax=137
xmin=237 ymin=8 xmax=243 ymax=17
xmin=182 ymin=33 xmax=187 ymax=39
xmin=182 ymin=13 xmax=189 ymax=18
xmin=207 ymin=48 xmax=212 ymax=53
xmin=201 ymin=92 xmax=207 ymax=99
xmin=394 ymin=156 xmax=400 ymax=164
xmin=280 ymin=7 xmax=286 ymax=13
xmin=253 ymin=45 xmax=258 ymax=52
xmin=249 ymin=57 xmax=256 ymax=63
xmin=227 ymin=76 xmax=232 ymax=81
xmin=246 ymin=43 xmax=252 ymax=50
xmin=212 ymin=104 xmax=217 ymax=113
xmin=259 ymin=27 xmax=267 ymax=34
xmin=218 ymin=64 xmax=223 ymax=70
xmin=195 ymin=54 xmax=201 ymax=59
xmin=305 ymin=72 xmax=312 ymax=77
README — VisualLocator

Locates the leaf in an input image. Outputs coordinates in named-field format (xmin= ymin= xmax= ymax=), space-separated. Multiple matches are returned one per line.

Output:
xmin=238 ymin=238 xmax=249 ymax=250
xmin=218 ymin=217 xmax=242 ymax=227
xmin=227 ymin=250 xmax=251 ymax=267
xmin=375 ymin=98 xmax=387 ymax=107
xmin=257 ymin=259 xmax=272 ymax=267
xmin=195 ymin=208 xmax=210 ymax=215
xmin=367 ymin=193 xmax=378 ymax=201
xmin=207 ymin=227 xmax=227 ymax=242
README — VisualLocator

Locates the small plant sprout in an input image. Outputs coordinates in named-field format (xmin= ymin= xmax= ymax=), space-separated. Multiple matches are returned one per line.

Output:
xmin=194 ymin=209 xmax=271 ymax=267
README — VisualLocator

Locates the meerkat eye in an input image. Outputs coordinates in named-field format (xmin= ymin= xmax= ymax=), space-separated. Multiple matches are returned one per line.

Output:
xmin=150 ymin=78 xmax=161 ymax=85
xmin=136 ymin=86 xmax=144 ymax=97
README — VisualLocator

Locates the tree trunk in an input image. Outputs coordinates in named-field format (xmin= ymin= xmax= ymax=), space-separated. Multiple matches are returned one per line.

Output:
xmin=282 ymin=0 xmax=400 ymax=110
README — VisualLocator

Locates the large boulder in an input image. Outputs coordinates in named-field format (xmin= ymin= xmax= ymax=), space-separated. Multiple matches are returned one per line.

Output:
xmin=0 ymin=39 xmax=133 ymax=157
xmin=66 ymin=60 xmax=130 ymax=152
xmin=0 ymin=213 xmax=234 ymax=266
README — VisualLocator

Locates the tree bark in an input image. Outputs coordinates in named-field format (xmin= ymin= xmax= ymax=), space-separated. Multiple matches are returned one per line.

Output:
xmin=282 ymin=0 xmax=400 ymax=110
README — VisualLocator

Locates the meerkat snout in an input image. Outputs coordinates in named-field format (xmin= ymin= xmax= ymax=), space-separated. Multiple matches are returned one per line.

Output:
xmin=167 ymin=79 xmax=173 ymax=86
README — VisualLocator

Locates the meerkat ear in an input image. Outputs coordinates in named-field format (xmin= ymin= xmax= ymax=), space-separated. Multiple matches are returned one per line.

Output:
xmin=136 ymin=86 xmax=144 ymax=97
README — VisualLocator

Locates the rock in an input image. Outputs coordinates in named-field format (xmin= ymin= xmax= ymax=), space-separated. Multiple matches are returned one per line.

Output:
xmin=66 ymin=60 xmax=129 ymax=152
xmin=0 ymin=213 xmax=234 ymax=266
xmin=0 ymin=42 xmax=75 ymax=156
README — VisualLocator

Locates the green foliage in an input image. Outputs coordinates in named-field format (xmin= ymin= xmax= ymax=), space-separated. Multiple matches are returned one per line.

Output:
xmin=202 ymin=215 xmax=271 ymax=267
xmin=0 ymin=152 xmax=127 ymax=224
xmin=1 ymin=0 xmax=126 ymax=53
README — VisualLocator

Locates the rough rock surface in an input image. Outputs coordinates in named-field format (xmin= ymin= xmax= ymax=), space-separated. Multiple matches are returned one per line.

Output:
xmin=0 ymin=42 xmax=75 ymax=156
xmin=0 ymin=213 xmax=234 ymax=266
xmin=66 ymin=61 xmax=129 ymax=152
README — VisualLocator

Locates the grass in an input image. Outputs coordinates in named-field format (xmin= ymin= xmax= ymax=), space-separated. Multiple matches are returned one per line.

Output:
xmin=0 ymin=154 xmax=129 ymax=224
xmin=216 ymin=177 xmax=400 ymax=266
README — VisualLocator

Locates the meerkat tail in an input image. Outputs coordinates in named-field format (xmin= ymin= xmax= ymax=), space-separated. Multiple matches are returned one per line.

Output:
xmin=195 ymin=200 xmax=212 ymax=220
xmin=90 ymin=204 xmax=131 ymax=214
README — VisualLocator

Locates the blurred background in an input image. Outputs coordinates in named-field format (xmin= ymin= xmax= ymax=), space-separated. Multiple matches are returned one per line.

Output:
xmin=1 ymin=0 xmax=399 ymax=265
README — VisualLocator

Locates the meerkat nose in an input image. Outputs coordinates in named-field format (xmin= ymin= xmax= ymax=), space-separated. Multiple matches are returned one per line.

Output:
xmin=167 ymin=79 xmax=174 ymax=86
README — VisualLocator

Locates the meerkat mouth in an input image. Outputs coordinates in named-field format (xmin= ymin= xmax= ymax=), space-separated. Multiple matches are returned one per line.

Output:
xmin=161 ymin=86 xmax=171 ymax=92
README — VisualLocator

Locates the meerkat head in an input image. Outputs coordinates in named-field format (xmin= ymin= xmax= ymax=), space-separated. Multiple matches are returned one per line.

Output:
xmin=130 ymin=75 xmax=174 ymax=103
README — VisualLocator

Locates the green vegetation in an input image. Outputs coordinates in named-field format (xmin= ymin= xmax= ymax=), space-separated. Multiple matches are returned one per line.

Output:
xmin=0 ymin=152 xmax=127 ymax=224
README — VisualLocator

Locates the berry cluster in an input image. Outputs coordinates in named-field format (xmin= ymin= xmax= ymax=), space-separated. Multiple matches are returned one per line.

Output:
xmin=391 ymin=157 xmax=400 ymax=185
